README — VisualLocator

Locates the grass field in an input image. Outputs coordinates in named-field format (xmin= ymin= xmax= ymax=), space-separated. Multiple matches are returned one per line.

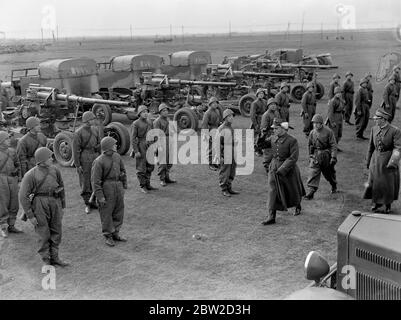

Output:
xmin=1 ymin=30 xmax=401 ymax=299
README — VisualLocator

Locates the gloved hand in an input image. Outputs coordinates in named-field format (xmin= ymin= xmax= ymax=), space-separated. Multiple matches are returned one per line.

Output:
xmin=330 ymin=158 xmax=337 ymax=166
xmin=29 ymin=217 xmax=38 ymax=227
xmin=98 ymin=197 xmax=107 ymax=208
xmin=135 ymin=152 xmax=141 ymax=158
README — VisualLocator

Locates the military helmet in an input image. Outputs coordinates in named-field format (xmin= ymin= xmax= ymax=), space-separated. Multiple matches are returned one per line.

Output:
xmin=222 ymin=108 xmax=234 ymax=120
xmin=26 ymin=117 xmax=40 ymax=129
xmin=280 ymin=82 xmax=289 ymax=90
xmin=34 ymin=147 xmax=53 ymax=165
xmin=267 ymin=98 xmax=277 ymax=107
xmin=332 ymin=73 xmax=340 ymax=79
xmin=82 ymin=111 xmax=96 ymax=123
xmin=208 ymin=96 xmax=219 ymax=105
xmin=359 ymin=78 xmax=368 ymax=86
xmin=256 ymin=88 xmax=265 ymax=96
xmin=158 ymin=103 xmax=168 ymax=113
xmin=345 ymin=71 xmax=353 ymax=77
xmin=364 ymin=72 xmax=372 ymax=79
xmin=334 ymin=86 xmax=342 ymax=94
xmin=0 ymin=131 xmax=9 ymax=145
xmin=137 ymin=105 xmax=148 ymax=115
xmin=101 ymin=136 xmax=117 ymax=152
xmin=311 ymin=114 xmax=324 ymax=124
xmin=389 ymin=75 xmax=396 ymax=82
xmin=306 ymin=82 xmax=314 ymax=89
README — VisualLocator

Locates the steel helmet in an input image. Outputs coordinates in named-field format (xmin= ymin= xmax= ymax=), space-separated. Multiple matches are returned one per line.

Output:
xmin=0 ymin=131 xmax=9 ymax=144
xmin=306 ymin=82 xmax=314 ymax=89
xmin=222 ymin=108 xmax=234 ymax=120
xmin=256 ymin=88 xmax=265 ymax=96
xmin=82 ymin=111 xmax=96 ymax=123
xmin=208 ymin=96 xmax=219 ymax=105
xmin=345 ymin=71 xmax=353 ymax=77
xmin=359 ymin=78 xmax=368 ymax=86
xmin=280 ymin=82 xmax=289 ymax=90
xmin=311 ymin=114 xmax=324 ymax=123
xmin=267 ymin=98 xmax=277 ymax=106
xmin=101 ymin=136 xmax=117 ymax=152
xmin=158 ymin=103 xmax=168 ymax=113
xmin=332 ymin=73 xmax=340 ymax=79
xmin=334 ymin=87 xmax=342 ymax=94
xmin=137 ymin=105 xmax=148 ymax=115
xmin=26 ymin=117 xmax=40 ymax=129
xmin=34 ymin=147 xmax=53 ymax=165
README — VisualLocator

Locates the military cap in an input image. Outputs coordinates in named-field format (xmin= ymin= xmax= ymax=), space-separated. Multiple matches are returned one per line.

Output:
xmin=359 ymin=78 xmax=369 ymax=86
xmin=208 ymin=96 xmax=219 ymax=105
xmin=26 ymin=117 xmax=40 ymax=129
xmin=222 ymin=108 xmax=234 ymax=120
xmin=306 ymin=82 xmax=314 ymax=89
xmin=0 ymin=131 xmax=9 ymax=144
xmin=311 ymin=114 xmax=324 ymax=123
xmin=372 ymin=108 xmax=391 ymax=121
xmin=82 ymin=111 xmax=96 ymax=123
xmin=334 ymin=86 xmax=342 ymax=94
xmin=267 ymin=98 xmax=278 ymax=106
xmin=137 ymin=105 xmax=148 ymax=115
xmin=345 ymin=71 xmax=353 ymax=77
xmin=101 ymin=136 xmax=117 ymax=152
xmin=332 ymin=73 xmax=341 ymax=79
xmin=158 ymin=103 xmax=168 ymax=113
xmin=280 ymin=82 xmax=290 ymax=90
xmin=280 ymin=122 xmax=294 ymax=130
xmin=256 ymin=88 xmax=265 ymax=96
xmin=34 ymin=147 xmax=53 ymax=165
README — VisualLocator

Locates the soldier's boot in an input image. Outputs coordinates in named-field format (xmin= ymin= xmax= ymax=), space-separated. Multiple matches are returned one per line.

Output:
xmin=105 ymin=236 xmax=115 ymax=247
xmin=165 ymin=176 xmax=177 ymax=184
xmin=371 ymin=203 xmax=383 ymax=212
xmin=112 ymin=233 xmax=127 ymax=242
xmin=385 ymin=204 xmax=392 ymax=214
xmin=330 ymin=184 xmax=338 ymax=194
xmin=0 ymin=227 xmax=8 ymax=238
xmin=222 ymin=190 xmax=231 ymax=197
xmin=294 ymin=204 xmax=302 ymax=216
xmin=304 ymin=188 xmax=316 ymax=200
xmin=51 ymin=257 xmax=70 ymax=267
xmin=160 ymin=180 xmax=167 ymax=187
xmin=228 ymin=187 xmax=240 ymax=195
xmin=42 ymin=257 xmax=51 ymax=266
xmin=7 ymin=225 xmax=23 ymax=234
xmin=84 ymin=205 xmax=91 ymax=214
xmin=146 ymin=183 xmax=159 ymax=191
xmin=261 ymin=210 xmax=276 ymax=225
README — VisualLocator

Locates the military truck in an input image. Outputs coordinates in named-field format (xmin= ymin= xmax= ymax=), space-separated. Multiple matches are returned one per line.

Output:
xmin=162 ymin=51 xmax=212 ymax=80
xmin=286 ymin=211 xmax=401 ymax=300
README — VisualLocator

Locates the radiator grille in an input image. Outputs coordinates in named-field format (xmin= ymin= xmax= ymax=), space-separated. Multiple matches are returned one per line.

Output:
xmin=356 ymin=248 xmax=401 ymax=272
xmin=357 ymin=272 xmax=401 ymax=300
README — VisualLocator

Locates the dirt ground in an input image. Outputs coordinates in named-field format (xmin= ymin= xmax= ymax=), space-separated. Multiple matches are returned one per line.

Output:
xmin=1 ymin=30 xmax=401 ymax=300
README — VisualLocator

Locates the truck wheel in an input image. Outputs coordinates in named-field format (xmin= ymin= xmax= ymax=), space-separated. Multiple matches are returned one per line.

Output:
xmin=238 ymin=94 xmax=256 ymax=117
xmin=291 ymin=85 xmax=306 ymax=103
xmin=53 ymin=131 xmax=74 ymax=167
xmin=173 ymin=107 xmax=198 ymax=132
xmin=92 ymin=103 xmax=112 ymax=125
xmin=104 ymin=122 xmax=130 ymax=155
xmin=315 ymin=81 xmax=325 ymax=100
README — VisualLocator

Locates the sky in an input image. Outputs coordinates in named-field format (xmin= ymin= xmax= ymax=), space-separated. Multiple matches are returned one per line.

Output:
xmin=0 ymin=0 xmax=400 ymax=39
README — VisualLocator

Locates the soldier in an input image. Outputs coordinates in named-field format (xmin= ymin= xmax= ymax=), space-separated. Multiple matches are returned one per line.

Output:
xmin=275 ymin=82 xmax=290 ymax=122
xmin=328 ymin=73 xmax=341 ymax=100
xmin=250 ymin=88 xmax=267 ymax=156
xmin=215 ymin=109 xmax=239 ymax=197
xmin=201 ymin=97 xmax=222 ymax=171
xmin=131 ymin=105 xmax=157 ymax=193
xmin=390 ymin=65 xmax=401 ymax=105
xmin=260 ymin=98 xmax=281 ymax=174
xmin=261 ymin=119 xmax=305 ymax=225
xmin=19 ymin=147 xmax=69 ymax=267
xmin=16 ymin=116 xmax=47 ymax=177
xmin=364 ymin=108 xmax=401 ymax=214
xmin=365 ymin=73 xmax=374 ymax=109
xmin=153 ymin=103 xmax=176 ymax=187
xmin=92 ymin=137 xmax=127 ymax=247
xmin=72 ymin=111 xmax=101 ymax=214
xmin=382 ymin=75 xmax=398 ymax=122
xmin=301 ymin=82 xmax=317 ymax=137
xmin=304 ymin=114 xmax=338 ymax=200
xmin=342 ymin=71 xmax=355 ymax=125
xmin=0 ymin=131 xmax=22 ymax=238
xmin=354 ymin=78 xmax=371 ymax=140
xmin=326 ymin=86 xmax=345 ymax=150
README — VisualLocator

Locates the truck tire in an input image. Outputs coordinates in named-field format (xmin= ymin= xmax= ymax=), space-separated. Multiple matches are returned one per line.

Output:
xmin=315 ymin=81 xmax=325 ymax=100
xmin=53 ymin=131 xmax=74 ymax=167
xmin=104 ymin=122 xmax=130 ymax=155
xmin=173 ymin=107 xmax=198 ymax=132
xmin=92 ymin=103 xmax=112 ymax=126
xmin=291 ymin=85 xmax=306 ymax=103
xmin=238 ymin=93 xmax=256 ymax=117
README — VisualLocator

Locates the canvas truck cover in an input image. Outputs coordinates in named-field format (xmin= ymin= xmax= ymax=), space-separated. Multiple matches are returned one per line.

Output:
xmin=170 ymin=51 xmax=212 ymax=67
xmin=111 ymin=54 xmax=163 ymax=72
xmin=39 ymin=58 xmax=98 ymax=79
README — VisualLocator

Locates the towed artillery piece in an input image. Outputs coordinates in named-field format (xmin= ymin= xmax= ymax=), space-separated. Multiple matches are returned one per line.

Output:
xmin=1 ymin=84 xmax=131 ymax=167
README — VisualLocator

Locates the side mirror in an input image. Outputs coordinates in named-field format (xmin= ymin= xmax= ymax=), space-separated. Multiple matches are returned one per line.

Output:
xmin=304 ymin=251 xmax=330 ymax=282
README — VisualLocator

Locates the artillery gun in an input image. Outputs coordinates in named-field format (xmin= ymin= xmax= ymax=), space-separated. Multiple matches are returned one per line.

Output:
xmin=1 ymin=84 xmax=131 ymax=167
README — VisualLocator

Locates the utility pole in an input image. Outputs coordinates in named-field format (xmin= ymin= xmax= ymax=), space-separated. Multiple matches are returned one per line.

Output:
xmin=300 ymin=11 xmax=305 ymax=48
xmin=56 ymin=25 xmax=59 ymax=41
xmin=170 ymin=24 xmax=172 ymax=39
xmin=181 ymin=25 xmax=184 ymax=43
xmin=320 ymin=22 xmax=323 ymax=40
xmin=286 ymin=22 xmax=290 ymax=40
xmin=41 ymin=28 xmax=44 ymax=43
xmin=229 ymin=20 xmax=231 ymax=38
xmin=130 ymin=24 xmax=133 ymax=40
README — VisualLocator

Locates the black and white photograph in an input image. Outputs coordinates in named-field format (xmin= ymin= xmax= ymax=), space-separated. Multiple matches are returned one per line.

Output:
xmin=1 ymin=0 xmax=401 ymax=304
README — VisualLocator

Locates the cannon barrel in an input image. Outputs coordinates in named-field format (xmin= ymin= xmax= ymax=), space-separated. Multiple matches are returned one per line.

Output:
xmin=27 ymin=84 xmax=130 ymax=106
xmin=281 ymin=63 xmax=339 ymax=69
xmin=142 ymin=73 xmax=237 ymax=87
xmin=167 ymin=78 xmax=236 ymax=87
xmin=231 ymin=70 xmax=294 ymax=78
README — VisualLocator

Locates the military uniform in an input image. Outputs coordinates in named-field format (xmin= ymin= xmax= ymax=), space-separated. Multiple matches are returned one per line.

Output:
xmin=19 ymin=164 xmax=66 ymax=262
xmin=16 ymin=132 xmax=47 ymax=177
xmin=131 ymin=117 xmax=155 ymax=188
xmin=301 ymin=90 xmax=317 ymax=135
xmin=275 ymin=91 xmax=290 ymax=122
xmin=92 ymin=151 xmax=127 ymax=239
xmin=366 ymin=80 xmax=374 ymax=108
xmin=217 ymin=121 xmax=237 ymax=193
xmin=326 ymin=95 xmax=345 ymax=143
xmin=72 ymin=124 xmax=101 ymax=206
xmin=342 ymin=78 xmax=354 ymax=123
xmin=382 ymin=82 xmax=398 ymax=121
xmin=154 ymin=115 xmax=173 ymax=183
xmin=306 ymin=126 xmax=337 ymax=195
xmin=264 ymin=132 xmax=305 ymax=221
xmin=201 ymin=107 xmax=222 ymax=166
xmin=391 ymin=71 xmax=401 ymax=103
xmin=354 ymin=85 xmax=370 ymax=138
xmin=250 ymin=98 xmax=267 ymax=155
xmin=328 ymin=81 xmax=340 ymax=100
xmin=0 ymin=145 xmax=20 ymax=231
xmin=260 ymin=108 xmax=280 ymax=173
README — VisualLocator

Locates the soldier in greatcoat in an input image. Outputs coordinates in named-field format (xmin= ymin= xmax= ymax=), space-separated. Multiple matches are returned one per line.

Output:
xmin=342 ymin=71 xmax=355 ymax=125
xmin=301 ymin=82 xmax=317 ymax=137
xmin=250 ymin=88 xmax=267 ymax=156
xmin=382 ymin=75 xmax=398 ymax=122
xmin=275 ymin=82 xmax=291 ymax=122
